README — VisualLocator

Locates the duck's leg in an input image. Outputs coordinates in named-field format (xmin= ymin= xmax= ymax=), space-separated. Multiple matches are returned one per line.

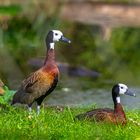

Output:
xmin=37 ymin=105 xmax=41 ymax=115
xmin=36 ymin=97 xmax=44 ymax=115
xmin=28 ymin=103 xmax=33 ymax=113
xmin=28 ymin=106 xmax=32 ymax=112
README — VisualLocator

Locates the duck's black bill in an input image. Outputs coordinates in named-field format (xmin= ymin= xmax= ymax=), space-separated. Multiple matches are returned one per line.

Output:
xmin=125 ymin=89 xmax=136 ymax=97
xmin=60 ymin=36 xmax=71 ymax=43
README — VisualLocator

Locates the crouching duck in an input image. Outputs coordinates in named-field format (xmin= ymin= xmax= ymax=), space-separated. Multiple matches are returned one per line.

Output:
xmin=75 ymin=83 xmax=135 ymax=125
xmin=11 ymin=30 xmax=71 ymax=114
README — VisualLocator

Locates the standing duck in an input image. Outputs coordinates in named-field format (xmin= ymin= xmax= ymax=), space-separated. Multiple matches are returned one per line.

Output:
xmin=75 ymin=83 xmax=135 ymax=125
xmin=0 ymin=80 xmax=5 ymax=95
xmin=11 ymin=30 xmax=71 ymax=114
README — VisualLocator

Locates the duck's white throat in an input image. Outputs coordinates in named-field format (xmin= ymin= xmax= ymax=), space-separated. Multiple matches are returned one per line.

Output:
xmin=50 ymin=43 xmax=55 ymax=49
xmin=116 ymin=97 xmax=120 ymax=103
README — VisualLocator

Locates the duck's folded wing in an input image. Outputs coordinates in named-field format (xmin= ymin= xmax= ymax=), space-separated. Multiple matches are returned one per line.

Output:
xmin=21 ymin=70 xmax=53 ymax=95
xmin=12 ymin=68 xmax=57 ymax=104
xmin=75 ymin=108 xmax=114 ymax=121
xmin=21 ymin=71 xmax=40 ymax=93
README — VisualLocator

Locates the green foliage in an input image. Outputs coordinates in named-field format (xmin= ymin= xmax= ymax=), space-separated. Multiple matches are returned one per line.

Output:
xmin=1 ymin=13 xmax=62 ymax=78
xmin=3 ymin=17 xmax=39 ymax=75
xmin=111 ymin=27 xmax=140 ymax=72
xmin=65 ymin=25 xmax=140 ymax=82
xmin=1 ymin=4 xmax=140 ymax=85
xmin=0 ymin=5 xmax=21 ymax=15
xmin=59 ymin=23 xmax=97 ymax=68
xmin=109 ymin=27 xmax=140 ymax=83
xmin=104 ymin=0 xmax=134 ymax=3
xmin=0 ymin=86 xmax=15 ymax=105
xmin=0 ymin=107 xmax=139 ymax=140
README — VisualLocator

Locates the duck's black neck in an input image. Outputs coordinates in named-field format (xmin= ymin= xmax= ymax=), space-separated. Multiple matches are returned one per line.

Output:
xmin=112 ymin=85 xmax=120 ymax=107
xmin=112 ymin=85 xmax=126 ymax=124
xmin=44 ymin=43 xmax=55 ymax=65
xmin=112 ymin=94 xmax=119 ymax=107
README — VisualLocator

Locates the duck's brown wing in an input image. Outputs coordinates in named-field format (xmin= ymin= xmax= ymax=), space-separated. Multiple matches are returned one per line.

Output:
xmin=12 ymin=69 xmax=57 ymax=104
xmin=75 ymin=108 xmax=114 ymax=122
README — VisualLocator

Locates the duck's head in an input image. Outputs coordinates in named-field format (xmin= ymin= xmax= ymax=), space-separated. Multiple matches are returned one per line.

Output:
xmin=46 ymin=30 xmax=71 ymax=49
xmin=112 ymin=83 xmax=135 ymax=104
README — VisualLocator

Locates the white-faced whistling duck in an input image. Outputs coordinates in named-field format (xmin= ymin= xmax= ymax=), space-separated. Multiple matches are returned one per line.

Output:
xmin=75 ymin=83 xmax=136 ymax=125
xmin=11 ymin=30 xmax=71 ymax=114
xmin=0 ymin=80 xmax=5 ymax=96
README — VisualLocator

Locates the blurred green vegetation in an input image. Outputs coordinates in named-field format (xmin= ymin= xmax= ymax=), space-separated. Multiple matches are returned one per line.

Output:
xmin=61 ymin=24 xmax=140 ymax=84
xmin=0 ymin=2 xmax=140 ymax=87
xmin=0 ymin=5 xmax=21 ymax=15
xmin=0 ymin=86 xmax=15 ymax=105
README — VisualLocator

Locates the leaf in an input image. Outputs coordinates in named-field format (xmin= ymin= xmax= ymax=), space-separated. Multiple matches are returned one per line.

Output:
xmin=0 ymin=86 xmax=15 ymax=105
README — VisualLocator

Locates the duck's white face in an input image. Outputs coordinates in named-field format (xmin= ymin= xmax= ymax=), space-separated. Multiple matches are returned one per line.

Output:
xmin=52 ymin=30 xmax=63 ymax=42
xmin=113 ymin=83 xmax=135 ymax=104
xmin=52 ymin=30 xmax=71 ymax=44
xmin=118 ymin=83 xmax=128 ymax=95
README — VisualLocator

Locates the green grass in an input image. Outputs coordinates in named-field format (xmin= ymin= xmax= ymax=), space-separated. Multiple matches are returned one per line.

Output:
xmin=0 ymin=105 xmax=140 ymax=140
xmin=0 ymin=88 xmax=140 ymax=140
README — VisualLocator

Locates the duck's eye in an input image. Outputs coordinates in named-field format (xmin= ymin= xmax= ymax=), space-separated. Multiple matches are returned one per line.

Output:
xmin=55 ymin=33 xmax=58 ymax=36
xmin=120 ymin=87 xmax=123 ymax=89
